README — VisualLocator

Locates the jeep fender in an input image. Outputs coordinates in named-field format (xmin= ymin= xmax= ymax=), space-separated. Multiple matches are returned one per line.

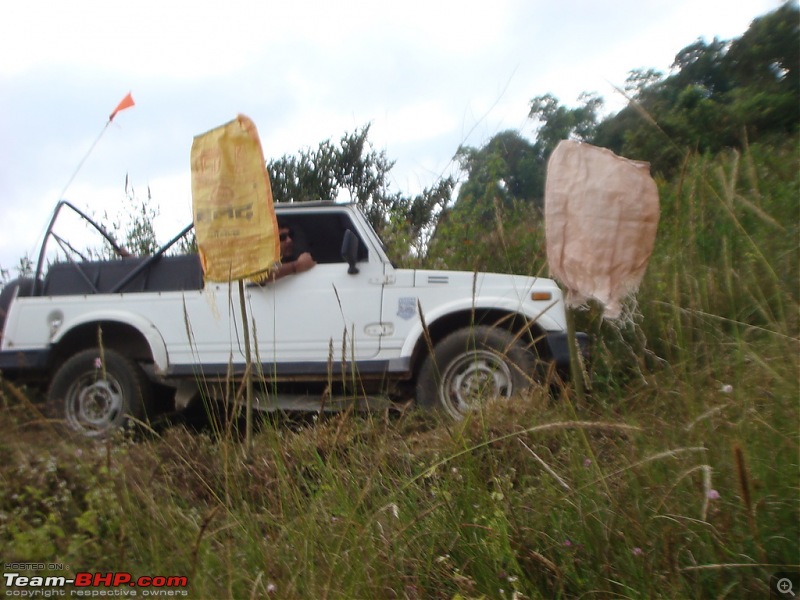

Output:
xmin=401 ymin=296 xmax=564 ymax=359
xmin=51 ymin=310 xmax=169 ymax=374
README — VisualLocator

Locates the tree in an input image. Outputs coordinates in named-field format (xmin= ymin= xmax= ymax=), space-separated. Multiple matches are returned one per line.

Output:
xmin=426 ymin=130 xmax=551 ymax=272
xmin=267 ymin=124 xmax=454 ymax=263
xmin=528 ymin=92 xmax=604 ymax=162
xmin=669 ymin=37 xmax=732 ymax=96
xmin=455 ymin=130 xmax=543 ymax=210
xmin=267 ymin=138 xmax=340 ymax=205
xmin=427 ymin=93 xmax=605 ymax=270
xmin=623 ymin=68 xmax=665 ymax=99
xmin=723 ymin=0 xmax=800 ymax=135
xmin=592 ymin=2 xmax=799 ymax=175
xmin=451 ymin=91 xmax=604 ymax=218
xmin=725 ymin=1 xmax=799 ymax=93
xmin=92 ymin=177 xmax=160 ymax=258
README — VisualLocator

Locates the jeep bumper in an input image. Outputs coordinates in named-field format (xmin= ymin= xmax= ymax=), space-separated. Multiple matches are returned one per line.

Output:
xmin=545 ymin=331 xmax=591 ymax=376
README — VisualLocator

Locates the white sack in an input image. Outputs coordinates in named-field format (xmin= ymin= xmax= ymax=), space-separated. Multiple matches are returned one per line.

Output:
xmin=545 ymin=140 xmax=660 ymax=319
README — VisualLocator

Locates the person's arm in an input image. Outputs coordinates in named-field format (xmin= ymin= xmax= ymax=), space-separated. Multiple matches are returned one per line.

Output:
xmin=269 ymin=261 xmax=297 ymax=281
xmin=268 ymin=252 xmax=316 ymax=282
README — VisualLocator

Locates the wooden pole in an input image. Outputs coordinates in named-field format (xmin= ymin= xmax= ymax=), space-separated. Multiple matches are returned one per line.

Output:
xmin=238 ymin=280 xmax=254 ymax=451
xmin=565 ymin=307 xmax=586 ymax=403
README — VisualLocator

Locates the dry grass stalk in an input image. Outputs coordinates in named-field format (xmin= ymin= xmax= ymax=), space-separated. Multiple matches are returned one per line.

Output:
xmin=733 ymin=443 xmax=766 ymax=563
xmin=681 ymin=562 xmax=794 ymax=572
xmin=518 ymin=439 xmax=571 ymax=491
xmin=190 ymin=504 xmax=221 ymax=582
xmin=579 ymin=446 xmax=708 ymax=495
xmin=684 ymin=403 xmax=730 ymax=432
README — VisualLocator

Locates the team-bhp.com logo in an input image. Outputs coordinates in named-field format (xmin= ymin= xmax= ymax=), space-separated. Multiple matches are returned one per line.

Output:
xmin=4 ymin=570 xmax=189 ymax=597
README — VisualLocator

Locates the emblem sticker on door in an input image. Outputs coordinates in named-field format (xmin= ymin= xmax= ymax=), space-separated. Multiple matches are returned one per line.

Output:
xmin=397 ymin=297 xmax=417 ymax=320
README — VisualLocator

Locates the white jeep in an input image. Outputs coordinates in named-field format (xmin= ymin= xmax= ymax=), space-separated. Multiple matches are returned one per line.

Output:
xmin=0 ymin=200 xmax=588 ymax=437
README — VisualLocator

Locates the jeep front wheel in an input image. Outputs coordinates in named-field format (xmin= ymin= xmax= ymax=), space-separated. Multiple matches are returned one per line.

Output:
xmin=46 ymin=348 xmax=148 ymax=438
xmin=416 ymin=326 xmax=535 ymax=419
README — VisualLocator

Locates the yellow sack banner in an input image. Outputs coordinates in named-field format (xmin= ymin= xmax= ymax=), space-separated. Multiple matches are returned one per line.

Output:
xmin=191 ymin=115 xmax=280 ymax=282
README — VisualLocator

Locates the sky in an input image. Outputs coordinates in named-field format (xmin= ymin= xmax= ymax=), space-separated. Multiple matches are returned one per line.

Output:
xmin=0 ymin=0 xmax=782 ymax=273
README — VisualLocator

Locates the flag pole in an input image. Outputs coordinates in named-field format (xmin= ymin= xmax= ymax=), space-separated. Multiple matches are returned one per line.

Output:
xmin=56 ymin=93 xmax=135 ymax=203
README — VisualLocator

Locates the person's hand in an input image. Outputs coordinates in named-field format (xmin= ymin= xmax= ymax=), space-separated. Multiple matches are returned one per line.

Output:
xmin=294 ymin=252 xmax=316 ymax=273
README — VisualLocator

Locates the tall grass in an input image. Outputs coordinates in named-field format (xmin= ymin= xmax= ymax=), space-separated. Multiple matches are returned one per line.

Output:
xmin=0 ymin=141 xmax=797 ymax=598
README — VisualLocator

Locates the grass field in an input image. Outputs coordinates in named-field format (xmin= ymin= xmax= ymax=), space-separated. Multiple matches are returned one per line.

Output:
xmin=1 ymin=142 xmax=797 ymax=598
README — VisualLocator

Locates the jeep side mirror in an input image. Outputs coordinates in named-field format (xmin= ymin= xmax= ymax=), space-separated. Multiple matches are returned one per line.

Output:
xmin=341 ymin=229 xmax=360 ymax=275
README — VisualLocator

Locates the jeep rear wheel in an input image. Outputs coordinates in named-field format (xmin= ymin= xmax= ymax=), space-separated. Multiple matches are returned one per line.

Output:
xmin=416 ymin=326 xmax=536 ymax=419
xmin=46 ymin=348 xmax=149 ymax=438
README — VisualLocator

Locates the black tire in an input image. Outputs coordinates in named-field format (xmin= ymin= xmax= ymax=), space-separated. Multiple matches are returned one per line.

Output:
xmin=416 ymin=326 xmax=537 ymax=420
xmin=46 ymin=348 xmax=149 ymax=438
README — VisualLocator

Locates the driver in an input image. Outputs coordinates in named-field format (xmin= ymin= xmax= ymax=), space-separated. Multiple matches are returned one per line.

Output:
xmin=268 ymin=223 xmax=316 ymax=281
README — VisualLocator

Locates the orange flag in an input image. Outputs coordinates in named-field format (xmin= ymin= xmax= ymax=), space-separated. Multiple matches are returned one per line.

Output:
xmin=109 ymin=92 xmax=135 ymax=122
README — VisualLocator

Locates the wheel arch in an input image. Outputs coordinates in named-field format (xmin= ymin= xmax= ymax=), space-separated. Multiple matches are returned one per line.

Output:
xmin=50 ymin=315 xmax=168 ymax=375
xmin=406 ymin=307 xmax=554 ymax=378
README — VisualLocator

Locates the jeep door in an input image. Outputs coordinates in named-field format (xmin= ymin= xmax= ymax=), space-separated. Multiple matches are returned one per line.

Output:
xmin=246 ymin=209 xmax=384 ymax=367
